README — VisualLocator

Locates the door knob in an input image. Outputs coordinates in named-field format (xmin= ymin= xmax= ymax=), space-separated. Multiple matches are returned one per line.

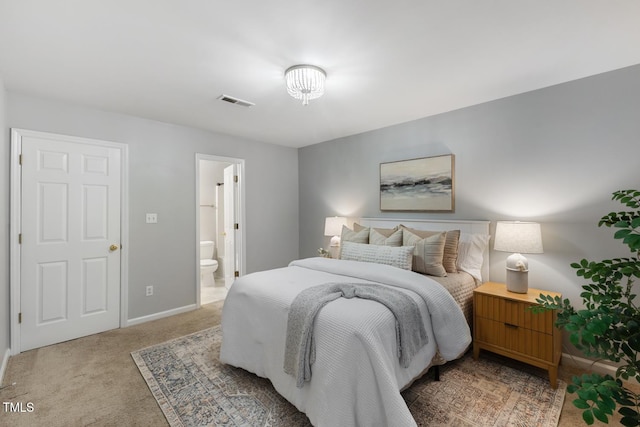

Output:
xmin=109 ymin=244 xmax=119 ymax=252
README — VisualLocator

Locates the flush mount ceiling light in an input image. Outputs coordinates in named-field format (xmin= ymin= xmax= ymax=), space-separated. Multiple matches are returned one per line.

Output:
xmin=285 ymin=64 xmax=326 ymax=106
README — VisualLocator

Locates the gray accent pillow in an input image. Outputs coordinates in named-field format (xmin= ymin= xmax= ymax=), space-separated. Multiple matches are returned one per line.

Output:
xmin=340 ymin=241 xmax=414 ymax=270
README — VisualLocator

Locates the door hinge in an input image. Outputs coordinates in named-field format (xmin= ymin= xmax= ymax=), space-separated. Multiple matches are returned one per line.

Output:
xmin=234 ymin=175 xmax=238 ymax=183
xmin=18 ymin=313 xmax=22 ymax=324
xmin=18 ymin=233 xmax=22 ymax=244
xmin=19 ymin=154 xmax=23 ymax=165
xmin=234 ymin=223 xmax=239 ymax=230
xmin=234 ymin=271 xmax=239 ymax=278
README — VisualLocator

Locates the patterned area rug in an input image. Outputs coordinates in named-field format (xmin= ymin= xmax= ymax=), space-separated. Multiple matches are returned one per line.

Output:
xmin=132 ymin=326 xmax=565 ymax=426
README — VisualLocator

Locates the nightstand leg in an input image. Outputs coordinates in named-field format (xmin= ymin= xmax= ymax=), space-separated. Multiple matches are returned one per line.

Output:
xmin=548 ymin=366 xmax=558 ymax=389
xmin=473 ymin=343 xmax=479 ymax=360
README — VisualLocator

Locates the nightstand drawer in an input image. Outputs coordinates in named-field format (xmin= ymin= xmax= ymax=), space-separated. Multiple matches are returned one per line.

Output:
xmin=475 ymin=317 xmax=555 ymax=362
xmin=475 ymin=293 xmax=555 ymax=334
xmin=476 ymin=317 xmax=555 ymax=362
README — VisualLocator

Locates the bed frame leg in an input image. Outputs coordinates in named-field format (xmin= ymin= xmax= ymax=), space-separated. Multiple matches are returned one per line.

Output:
xmin=434 ymin=365 xmax=440 ymax=381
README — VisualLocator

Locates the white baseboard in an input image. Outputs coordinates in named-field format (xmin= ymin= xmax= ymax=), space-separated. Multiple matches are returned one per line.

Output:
xmin=0 ymin=348 xmax=10 ymax=385
xmin=562 ymin=352 xmax=618 ymax=377
xmin=126 ymin=304 xmax=197 ymax=327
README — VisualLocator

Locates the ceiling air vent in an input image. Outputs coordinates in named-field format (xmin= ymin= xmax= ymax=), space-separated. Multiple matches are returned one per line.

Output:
xmin=217 ymin=94 xmax=255 ymax=107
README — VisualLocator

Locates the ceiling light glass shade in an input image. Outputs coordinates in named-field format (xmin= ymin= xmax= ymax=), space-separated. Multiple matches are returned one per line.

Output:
xmin=285 ymin=65 xmax=326 ymax=105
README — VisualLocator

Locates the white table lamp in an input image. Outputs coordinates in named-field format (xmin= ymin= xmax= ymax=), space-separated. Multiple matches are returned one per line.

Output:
xmin=494 ymin=221 xmax=543 ymax=293
xmin=324 ymin=216 xmax=347 ymax=247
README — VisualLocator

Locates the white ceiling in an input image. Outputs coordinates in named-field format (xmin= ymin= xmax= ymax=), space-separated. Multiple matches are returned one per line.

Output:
xmin=1 ymin=1 xmax=640 ymax=148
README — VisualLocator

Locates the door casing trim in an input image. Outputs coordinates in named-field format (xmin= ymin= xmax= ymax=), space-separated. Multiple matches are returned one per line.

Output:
xmin=9 ymin=128 xmax=129 ymax=355
xmin=195 ymin=153 xmax=246 ymax=307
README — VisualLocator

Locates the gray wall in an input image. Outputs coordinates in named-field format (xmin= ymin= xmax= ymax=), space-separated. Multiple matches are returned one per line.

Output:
xmin=6 ymin=93 xmax=299 ymax=320
xmin=0 ymin=78 xmax=9 ymax=362
xmin=299 ymin=64 xmax=640 ymax=329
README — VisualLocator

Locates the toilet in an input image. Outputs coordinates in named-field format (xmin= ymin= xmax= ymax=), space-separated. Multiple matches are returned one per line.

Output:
xmin=200 ymin=241 xmax=219 ymax=287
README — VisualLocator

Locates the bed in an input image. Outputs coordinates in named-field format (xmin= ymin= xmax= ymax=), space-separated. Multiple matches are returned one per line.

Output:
xmin=220 ymin=218 xmax=490 ymax=427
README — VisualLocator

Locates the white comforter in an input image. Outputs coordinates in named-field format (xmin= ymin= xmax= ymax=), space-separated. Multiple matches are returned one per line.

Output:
xmin=219 ymin=257 xmax=471 ymax=427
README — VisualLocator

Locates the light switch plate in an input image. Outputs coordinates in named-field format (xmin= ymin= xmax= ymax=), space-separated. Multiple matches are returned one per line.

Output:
xmin=146 ymin=213 xmax=158 ymax=223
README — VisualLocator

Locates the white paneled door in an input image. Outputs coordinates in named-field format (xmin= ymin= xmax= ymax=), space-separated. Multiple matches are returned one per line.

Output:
xmin=19 ymin=131 xmax=122 ymax=352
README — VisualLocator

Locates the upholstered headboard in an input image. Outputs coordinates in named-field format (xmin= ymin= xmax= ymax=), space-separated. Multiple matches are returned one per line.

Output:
xmin=358 ymin=218 xmax=491 ymax=282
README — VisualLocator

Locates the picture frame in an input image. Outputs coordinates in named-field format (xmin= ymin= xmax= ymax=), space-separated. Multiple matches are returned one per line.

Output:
xmin=380 ymin=154 xmax=455 ymax=212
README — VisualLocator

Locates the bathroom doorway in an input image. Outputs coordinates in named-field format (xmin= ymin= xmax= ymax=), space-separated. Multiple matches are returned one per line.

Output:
xmin=196 ymin=154 xmax=245 ymax=306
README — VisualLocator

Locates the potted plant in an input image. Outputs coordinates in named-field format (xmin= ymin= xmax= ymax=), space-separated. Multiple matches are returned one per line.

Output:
xmin=536 ymin=189 xmax=640 ymax=426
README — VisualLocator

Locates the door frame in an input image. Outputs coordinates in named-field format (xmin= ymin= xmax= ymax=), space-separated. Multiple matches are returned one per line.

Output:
xmin=195 ymin=153 xmax=246 ymax=307
xmin=9 ymin=128 xmax=129 ymax=355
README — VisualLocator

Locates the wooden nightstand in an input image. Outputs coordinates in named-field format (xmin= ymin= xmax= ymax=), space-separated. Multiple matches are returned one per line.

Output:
xmin=473 ymin=282 xmax=562 ymax=388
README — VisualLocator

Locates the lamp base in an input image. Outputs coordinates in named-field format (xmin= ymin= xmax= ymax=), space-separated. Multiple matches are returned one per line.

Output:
xmin=506 ymin=269 xmax=528 ymax=293
xmin=329 ymin=235 xmax=341 ymax=247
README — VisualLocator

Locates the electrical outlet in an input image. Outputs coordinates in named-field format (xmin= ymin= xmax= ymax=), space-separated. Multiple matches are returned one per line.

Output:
xmin=146 ymin=213 xmax=158 ymax=224
xmin=146 ymin=285 xmax=153 ymax=296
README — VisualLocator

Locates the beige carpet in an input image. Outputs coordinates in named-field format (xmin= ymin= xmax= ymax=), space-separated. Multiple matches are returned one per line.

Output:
xmin=0 ymin=301 xmax=224 ymax=427
xmin=0 ymin=299 xmax=622 ymax=426
xmin=133 ymin=325 xmax=566 ymax=427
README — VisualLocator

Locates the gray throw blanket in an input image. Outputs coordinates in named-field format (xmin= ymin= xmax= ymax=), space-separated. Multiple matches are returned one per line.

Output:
xmin=283 ymin=282 xmax=428 ymax=388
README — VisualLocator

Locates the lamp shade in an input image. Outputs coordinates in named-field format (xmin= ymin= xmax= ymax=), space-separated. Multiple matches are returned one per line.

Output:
xmin=494 ymin=221 xmax=543 ymax=254
xmin=324 ymin=216 xmax=347 ymax=237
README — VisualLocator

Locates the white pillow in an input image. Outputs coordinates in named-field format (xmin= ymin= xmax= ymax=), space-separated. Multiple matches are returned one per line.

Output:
xmin=456 ymin=233 xmax=490 ymax=281
xmin=340 ymin=241 xmax=414 ymax=270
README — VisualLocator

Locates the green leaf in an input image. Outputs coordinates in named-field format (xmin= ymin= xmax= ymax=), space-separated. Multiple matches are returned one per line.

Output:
xmin=573 ymin=398 xmax=591 ymax=409
xmin=596 ymin=384 xmax=613 ymax=398
xmin=615 ymin=229 xmax=632 ymax=239
xmin=621 ymin=416 xmax=639 ymax=427
xmin=625 ymin=234 xmax=640 ymax=251
xmin=569 ymin=314 xmax=584 ymax=324
xmin=599 ymin=395 xmax=616 ymax=413
xmin=592 ymin=407 xmax=609 ymax=423
xmin=583 ymin=409 xmax=595 ymax=425
xmin=621 ymin=266 xmax=635 ymax=275
xmin=617 ymin=396 xmax=636 ymax=406
xmin=578 ymin=387 xmax=599 ymax=402
xmin=578 ymin=310 xmax=592 ymax=319
xmin=581 ymin=330 xmax=596 ymax=345
xmin=621 ymin=343 xmax=635 ymax=358
xmin=619 ymin=407 xmax=638 ymax=417
xmin=565 ymin=323 xmax=579 ymax=332
xmin=570 ymin=332 xmax=581 ymax=346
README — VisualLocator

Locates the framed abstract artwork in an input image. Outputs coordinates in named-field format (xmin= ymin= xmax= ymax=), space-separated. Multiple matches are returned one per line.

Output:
xmin=380 ymin=154 xmax=455 ymax=212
